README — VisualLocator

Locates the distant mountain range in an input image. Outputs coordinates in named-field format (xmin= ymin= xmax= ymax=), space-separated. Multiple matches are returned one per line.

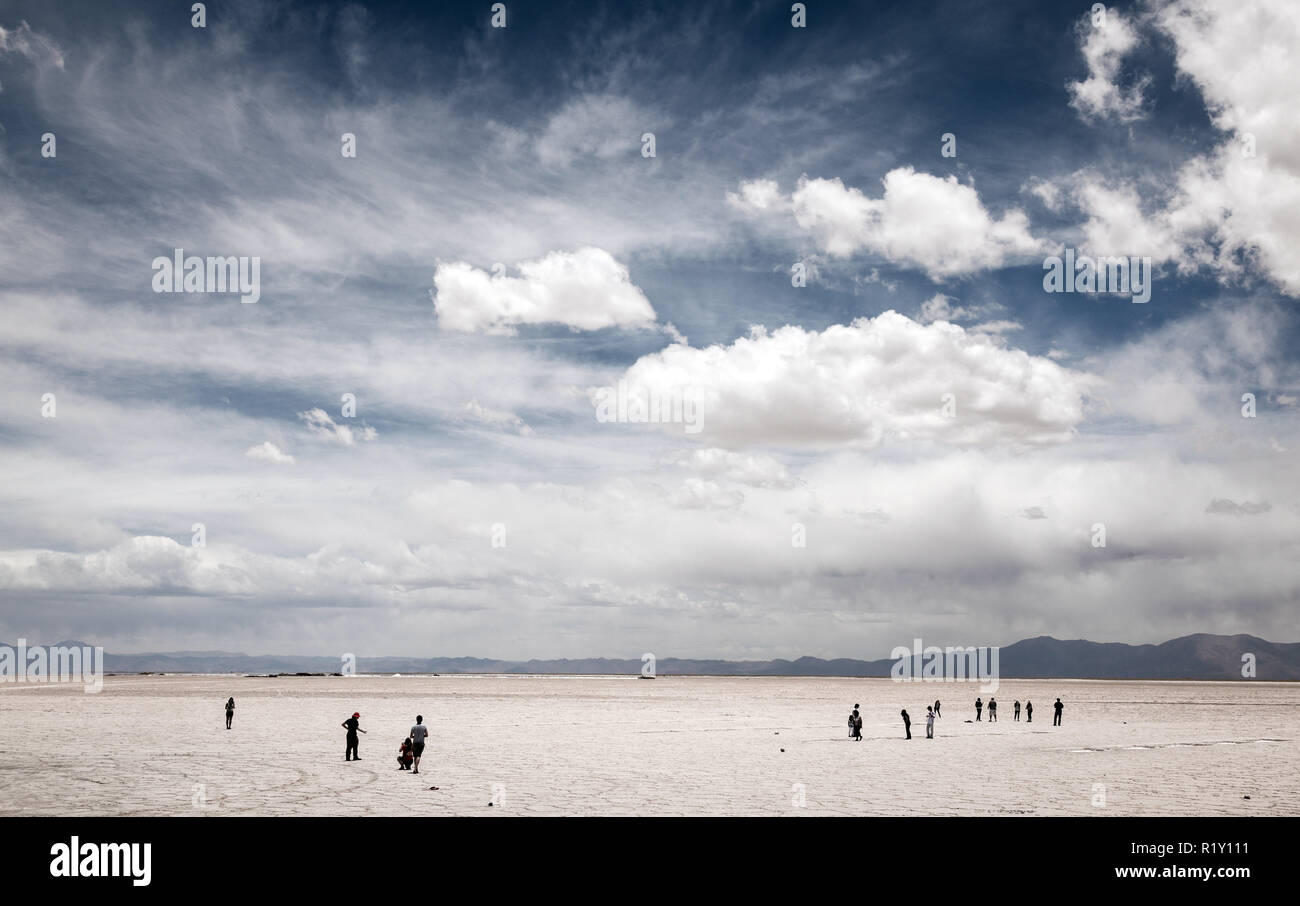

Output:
xmin=3 ymin=633 xmax=1297 ymax=680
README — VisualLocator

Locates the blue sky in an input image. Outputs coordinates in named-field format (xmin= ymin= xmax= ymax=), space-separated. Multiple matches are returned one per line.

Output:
xmin=0 ymin=0 xmax=1297 ymax=658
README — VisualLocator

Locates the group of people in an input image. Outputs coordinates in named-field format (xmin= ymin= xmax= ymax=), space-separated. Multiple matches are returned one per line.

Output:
xmin=340 ymin=712 xmax=433 ymax=780
xmin=852 ymin=697 xmax=1066 ymax=740
xmin=221 ymin=699 xmax=437 ymax=784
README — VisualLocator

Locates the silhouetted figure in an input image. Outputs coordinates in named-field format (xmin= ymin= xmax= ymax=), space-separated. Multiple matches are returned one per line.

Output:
xmin=975 ymin=697 xmax=983 ymax=721
xmin=1026 ymin=700 xmax=1033 ymax=722
xmin=409 ymin=715 xmax=429 ymax=774
xmin=225 ymin=697 xmax=235 ymax=730
xmin=901 ymin=709 xmax=911 ymax=739
xmin=850 ymin=708 xmax=862 ymax=741
xmin=342 ymin=711 xmax=366 ymax=760
xmin=988 ymin=698 xmax=997 ymax=722
xmin=934 ymin=700 xmax=941 ymax=717
xmin=925 ymin=706 xmax=935 ymax=738
xmin=1053 ymin=698 xmax=1063 ymax=726
xmin=1013 ymin=700 xmax=1021 ymax=721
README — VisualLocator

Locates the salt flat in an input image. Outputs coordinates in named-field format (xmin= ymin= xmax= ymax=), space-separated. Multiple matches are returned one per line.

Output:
xmin=0 ymin=674 xmax=1295 ymax=816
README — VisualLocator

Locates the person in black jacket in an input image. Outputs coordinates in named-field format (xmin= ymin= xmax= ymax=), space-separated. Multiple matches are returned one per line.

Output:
xmin=1053 ymin=698 xmax=1064 ymax=726
xmin=901 ymin=709 xmax=911 ymax=739
xmin=342 ymin=711 xmax=367 ymax=760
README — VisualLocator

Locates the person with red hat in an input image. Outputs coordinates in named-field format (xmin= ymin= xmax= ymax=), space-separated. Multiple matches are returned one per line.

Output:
xmin=341 ymin=711 xmax=366 ymax=761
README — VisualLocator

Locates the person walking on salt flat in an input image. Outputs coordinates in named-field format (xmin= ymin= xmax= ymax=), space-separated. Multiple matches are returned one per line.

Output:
xmin=925 ymin=706 xmax=936 ymax=738
xmin=1014 ymin=700 xmax=1021 ymax=721
xmin=1026 ymin=700 xmax=1033 ymax=722
xmin=1053 ymin=698 xmax=1064 ymax=726
xmin=988 ymin=697 xmax=997 ymax=722
xmin=901 ymin=709 xmax=911 ymax=739
xmin=225 ymin=697 xmax=235 ymax=730
xmin=975 ymin=697 xmax=983 ymax=721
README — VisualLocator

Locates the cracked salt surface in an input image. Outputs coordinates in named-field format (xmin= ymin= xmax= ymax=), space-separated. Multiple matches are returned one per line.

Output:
xmin=1 ymin=674 xmax=1295 ymax=816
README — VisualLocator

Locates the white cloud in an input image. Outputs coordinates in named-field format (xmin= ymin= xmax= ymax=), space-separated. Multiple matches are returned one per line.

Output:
xmin=918 ymin=293 xmax=1008 ymax=325
xmin=726 ymin=178 xmax=787 ymax=213
xmin=615 ymin=311 xmax=1092 ymax=449
xmin=534 ymin=94 xmax=661 ymax=167
xmin=432 ymin=247 xmax=658 ymax=334
xmin=785 ymin=170 xmax=1050 ymax=279
xmin=668 ymin=448 xmax=794 ymax=488
xmin=0 ymin=22 xmax=65 ymax=69
xmin=246 ymin=442 xmax=295 ymax=464
xmin=297 ymin=408 xmax=376 ymax=446
xmin=1067 ymin=9 xmax=1150 ymax=121
xmin=1057 ymin=0 xmax=1300 ymax=296
xmin=1068 ymin=175 xmax=1190 ymax=265
xmin=463 ymin=399 xmax=534 ymax=435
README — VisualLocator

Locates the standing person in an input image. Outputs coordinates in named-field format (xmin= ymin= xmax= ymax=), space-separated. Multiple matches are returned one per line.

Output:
xmin=225 ymin=697 xmax=235 ymax=730
xmin=988 ymin=698 xmax=997 ymax=722
xmin=934 ymin=700 xmax=941 ymax=718
xmin=925 ymin=706 xmax=935 ymax=738
xmin=1013 ymin=700 xmax=1021 ymax=721
xmin=342 ymin=711 xmax=366 ymax=761
xmin=901 ymin=709 xmax=911 ymax=739
xmin=975 ymin=697 xmax=983 ymax=721
xmin=409 ymin=714 xmax=430 ymax=774
xmin=849 ymin=707 xmax=862 ymax=742
xmin=1053 ymin=698 xmax=1064 ymax=726
xmin=1026 ymin=700 xmax=1033 ymax=723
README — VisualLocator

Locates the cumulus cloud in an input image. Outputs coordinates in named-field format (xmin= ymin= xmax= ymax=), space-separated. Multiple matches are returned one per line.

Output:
xmin=1067 ymin=8 xmax=1150 ymax=121
xmin=432 ymin=247 xmax=658 ymax=334
xmin=615 ymin=311 xmax=1092 ymax=449
xmin=753 ymin=170 xmax=1051 ymax=279
xmin=246 ymin=442 xmax=295 ymax=465
xmin=297 ymin=408 xmax=377 ymax=445
xmin=1055 ymin=0 xmax=1300 ymax=296
xmin=4 ymin=537 xmax=225 ymax=594
xmin=726 ymin=178 xmax=787 ymax=213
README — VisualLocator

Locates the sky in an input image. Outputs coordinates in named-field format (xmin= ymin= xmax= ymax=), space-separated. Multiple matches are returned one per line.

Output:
xmin=0 ymin=0 xmax=1296 ymax=659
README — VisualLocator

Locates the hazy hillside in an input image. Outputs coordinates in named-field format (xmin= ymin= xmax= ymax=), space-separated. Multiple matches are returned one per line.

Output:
xmin=4 ymin=634 xmax=1294 ymax=679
